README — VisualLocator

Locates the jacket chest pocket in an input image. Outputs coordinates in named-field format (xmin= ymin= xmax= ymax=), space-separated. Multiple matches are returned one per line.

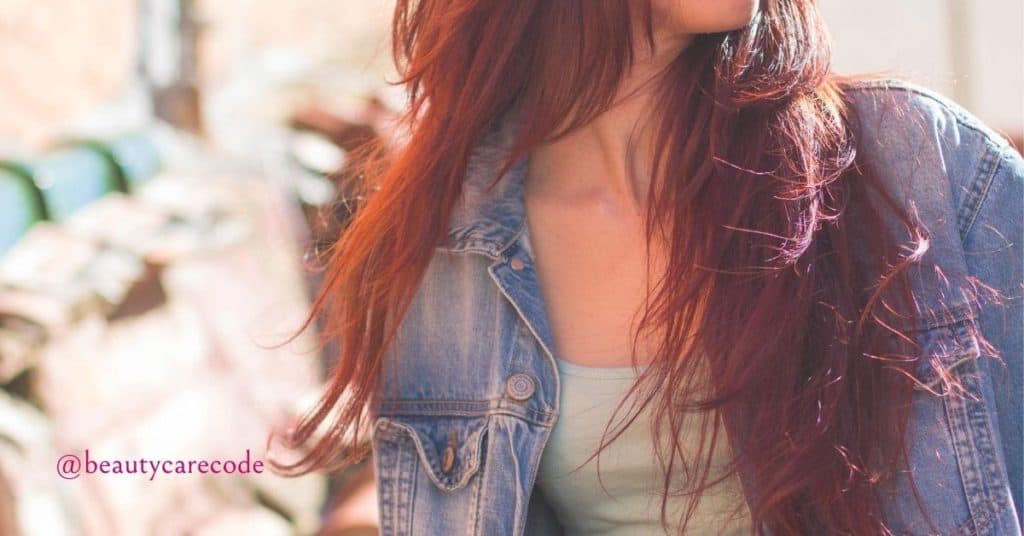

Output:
xmin=371 ymin=413 xmax=491 ymax=535
xmin=888 ymin=308 xmax=1015 ymax=535
xmin=910 ymin=310 xmax=983 ymax=396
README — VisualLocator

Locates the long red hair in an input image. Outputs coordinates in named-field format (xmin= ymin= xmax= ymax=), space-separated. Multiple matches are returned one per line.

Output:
xmin=272 ymin=1 xmax=973 ymax=533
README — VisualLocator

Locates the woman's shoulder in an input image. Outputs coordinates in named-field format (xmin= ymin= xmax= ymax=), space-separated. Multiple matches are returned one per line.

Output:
xmin=840 ymin=76 xmax=1014 ymax=154
xmin=838 ymin=76 xmax=1021 ymax=242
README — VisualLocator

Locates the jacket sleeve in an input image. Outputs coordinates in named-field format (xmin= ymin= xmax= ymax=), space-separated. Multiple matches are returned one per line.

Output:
xmin=961 ymin=140 xmax=1024 ymax=525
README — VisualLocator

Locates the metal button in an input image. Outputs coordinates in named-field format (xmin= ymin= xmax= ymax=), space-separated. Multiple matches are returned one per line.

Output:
xmin=509 ymin=256 xmax=525 ymax=271
xmin=441 ymin=430 xmax=457 ymax=474
xmin=505 ymin=373 xmax=536 ymax=401
xmin=441 ymin=445 xmax=456 ymax=474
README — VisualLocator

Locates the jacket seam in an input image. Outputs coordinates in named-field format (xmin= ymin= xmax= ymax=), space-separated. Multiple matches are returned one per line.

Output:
xmin=957 ymin=144 xmax=1005 ymax=243
xmin=943 ymin=347 xmax=1015 ymax=536
xmin=470 ymin=424 xmax=487 ymax=536
xmin=439 ymin=188 xmax=526 ymax=257
xmin=950 ymin=491 xmax=1011 ymax=536
xmin=845 ymin=82 xmax=1012 ymax=150
xmin=895 ymin=299 xmax=979 ymax=332
xmin=378 ymin=401 xmax=557 ymax=426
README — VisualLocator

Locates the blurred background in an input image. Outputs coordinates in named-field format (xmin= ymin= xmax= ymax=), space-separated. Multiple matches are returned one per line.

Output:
xmin=0 ymin=1 xmax=1020 ymax=535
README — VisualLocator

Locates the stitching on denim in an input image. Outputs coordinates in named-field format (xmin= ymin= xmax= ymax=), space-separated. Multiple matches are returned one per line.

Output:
xmin=378 ymin=399 xmax=556 ymax=426
xmin=377 ymin=417 xmax=488 ymax=493
xmin=943 ymin=354 xmax=1014 ymax=535
xmin=507 ymin=306 xmax=533 ymax=389
xmin=372 ymin=432 xmax=395 ymax=535
xmin=950 ymin=493 xmax=1012 ymax=535
xmin=957 ymin=145 xmax=1003 ymax=243
xmin=372 ymin=421 xmax=418 ymax=536
xmin=845 ymin=81 xmax=1012 ymax=151
xmin=914 ymin=317 xmax=983 ymax=392
xmin=916 ymin=301 xmax=981 ymax=332
xmin=889 ymin=494 xmax=1010 ymax=536
xmin=845 ymin=80 xmax=1013 ymax=247
xmin=515 ymin=201 xmax=563 ymax=419
xmin=470 ymin=420 xmax=489 ymax=536
xmin=400 ymin=436 xmax=417 ymax=534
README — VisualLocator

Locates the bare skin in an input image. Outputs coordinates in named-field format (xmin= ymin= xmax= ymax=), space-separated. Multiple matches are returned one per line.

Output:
xmin=523 ymin=1 xmax=757 ymax=368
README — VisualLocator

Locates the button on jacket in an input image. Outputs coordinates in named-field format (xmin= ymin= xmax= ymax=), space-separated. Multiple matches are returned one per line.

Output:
xmin=369 ymin=79 xmax=1024 ymax=535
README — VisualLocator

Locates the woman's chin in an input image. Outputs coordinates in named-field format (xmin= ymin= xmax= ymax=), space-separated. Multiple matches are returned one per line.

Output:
xmin=651 ymin=0 xmax=760 ymax=34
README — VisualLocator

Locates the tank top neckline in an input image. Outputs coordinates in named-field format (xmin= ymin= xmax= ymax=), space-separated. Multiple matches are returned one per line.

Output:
xmin=553 ymin=355 xmax=648 ymax=380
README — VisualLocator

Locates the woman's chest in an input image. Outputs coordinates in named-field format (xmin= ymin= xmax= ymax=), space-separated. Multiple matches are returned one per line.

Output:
xmin=374 ymin=231 xmax=1013 ymax=536
xmin=522 ymin=200 xmax=668 ymax=367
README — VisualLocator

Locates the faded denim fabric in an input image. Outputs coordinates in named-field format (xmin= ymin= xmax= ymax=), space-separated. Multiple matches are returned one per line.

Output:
xmin=369 ymin=79 xmax=1023 ymax=535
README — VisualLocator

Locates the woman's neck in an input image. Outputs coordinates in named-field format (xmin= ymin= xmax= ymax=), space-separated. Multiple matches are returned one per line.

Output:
xmin=524 ymin=31 xmax=692 ymax=218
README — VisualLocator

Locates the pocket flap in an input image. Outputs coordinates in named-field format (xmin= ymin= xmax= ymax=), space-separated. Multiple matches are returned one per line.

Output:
xmin=374 ymin=414 xmax=489 ymax=492
xmin=912 ymin=314 xmax=982 ymax=393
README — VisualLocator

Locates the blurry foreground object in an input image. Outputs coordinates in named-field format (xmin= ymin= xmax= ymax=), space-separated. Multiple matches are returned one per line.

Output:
xmin=0 ymin=133 xmax=160 ymax=258
xmin=0 ymin=129 xmax=326 ymax=535
xmin=283 ymin=88 xmax=404 ymax=536
xmin=139 ymin=0 xmax=204 ymax=134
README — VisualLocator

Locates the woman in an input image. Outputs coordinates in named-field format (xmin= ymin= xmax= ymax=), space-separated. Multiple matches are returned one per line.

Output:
xmin=274 ymin=1 xmax=1023 ymax=534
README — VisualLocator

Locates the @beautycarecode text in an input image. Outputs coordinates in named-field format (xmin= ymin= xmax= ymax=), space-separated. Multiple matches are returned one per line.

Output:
xmin=57 ymin=449 xmax=264 ymax=481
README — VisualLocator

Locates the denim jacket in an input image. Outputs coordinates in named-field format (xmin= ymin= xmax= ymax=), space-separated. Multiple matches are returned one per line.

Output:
xmin=368 ymin=79 xmax=1023 ymax=535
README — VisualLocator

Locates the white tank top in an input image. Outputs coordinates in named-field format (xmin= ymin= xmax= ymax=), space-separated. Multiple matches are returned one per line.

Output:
xmin=535 ymin=356 xmax=754 ymax=535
